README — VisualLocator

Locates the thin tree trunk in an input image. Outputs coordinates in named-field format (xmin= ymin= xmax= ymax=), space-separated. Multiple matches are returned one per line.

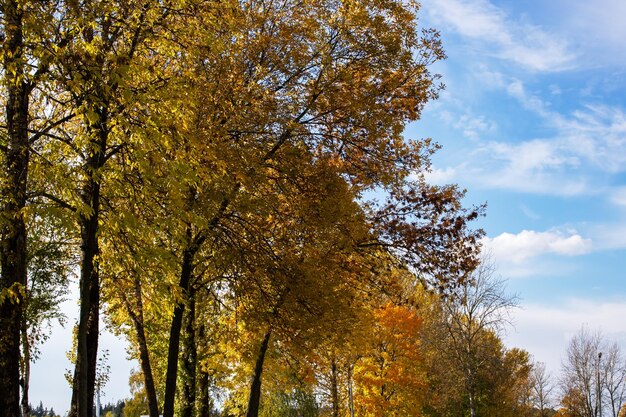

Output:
xmin=162 ymin=190 xmax=227 ymax=417
xmin=0 ymin=1 xmax=29 ymax=416
xmin=21 ymin=316 xmax=31 ymax=417
xmin=198 ymin=367 xmax=210 ymax=417
xmin=181 ymin=289 xmax=197 ymax=417
xmin=70 ymin=109 xmax=108 ymax=417
xmin=330 ymin=357 xmax=340 ymax=417
xmin=135 ymin=288 xmax=160 ymax=417
xmin=469 ymin=386 xmax=477 ymax=417
xmin=163 ymin=238 xmax=196 ymax=417
xmin=246 ymin=331 xmax=272 ymax=417
xmin=198 ymin=323 xmax=211 ymax=417
xmin=121 ymin=274 xmax=160 ymax=417
xmin=348 ymin=363 xmax=355 ymax=417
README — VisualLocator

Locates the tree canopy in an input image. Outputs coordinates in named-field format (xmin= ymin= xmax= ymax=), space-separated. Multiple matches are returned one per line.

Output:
xmin=0 ymin=1 xmax=545 ymax=417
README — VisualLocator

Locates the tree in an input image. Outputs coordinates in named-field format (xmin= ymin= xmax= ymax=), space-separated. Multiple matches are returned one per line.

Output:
xmin=561 ymin=328 xmax=626 ymax=417
xmin=28 ymin=3 xmax=178 ymax=417
xmin=530 ymin=361 xmax=556 ymax=417
xmin=560 ymin=327 xmax=603 ymax=417
xmin=603 ymin=343 xmax=626 ymax=417
xmin=352 ymin=303 xmax=426 ymax=416
xmin=0 ymin=2 xmax=35 ymax=414
xmin=439 ymin=259 xmax=519 ymax=417
xmin=1 ymin=1 xmax=69 ymax=414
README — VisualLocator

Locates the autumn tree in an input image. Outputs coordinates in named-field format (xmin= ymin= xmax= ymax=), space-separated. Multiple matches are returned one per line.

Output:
xmin=0 ymin=1 xmax=72 ymax=414
xmin=530 ymin=361 xmax=556 ymax=417
xmin=560 ymin=328 xmax=626 ymax=417
xmin=24 ymin=3 xmax=182 ymax=417
xmin=560 ymin=328 xmax=603 ymax=417
xmin=438 ymin=259 xmax=519 ymax=417
xmin=0 ymin=1 xmax=488 ymax=417
xmin=352 ymin=303 xmax=426 ymax=417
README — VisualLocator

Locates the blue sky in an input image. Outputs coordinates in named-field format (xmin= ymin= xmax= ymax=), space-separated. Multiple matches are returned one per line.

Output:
xmin=31 ymin=0 xmax=626 ymax=413
xmin=415 ymin=0 xmax=626 ymax=380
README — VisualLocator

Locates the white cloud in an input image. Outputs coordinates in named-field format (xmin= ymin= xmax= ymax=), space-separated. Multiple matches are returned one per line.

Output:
xmin=556 ymin=105 xmax=626 ymax=173
xmin=506 ymin=299 xmax=626 ymax=375
xmin=455 ymin=113 xmax=497 ymax=140
xmin=459 ymin=138 xmax=588 ymax=196
xmin=506 ymin=80 xmax=552 ymax=117
xmin=424 ymin=166 xmax=458 ymax=185
xmin=422 ymin=0 xmax=576 ymax=71
xmin=482 ymin=229 xmax=592 ymax=264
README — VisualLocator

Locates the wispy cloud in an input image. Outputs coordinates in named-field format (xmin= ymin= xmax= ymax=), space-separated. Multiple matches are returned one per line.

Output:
xmin=587 ymin=222 xmax=626 ymax=251
xmin=506 ymin=80 xmax=626 ymax=173
xmin=609 ymin=187 xmax=626 ymax=207
xmin=422 ymin=0 xmax=576 ymax=71
xmin=482 ymin=229 xmax=592 ymax=264
xmin=428 ymin=77 xmax=626 ymax=196
xmin=559 ymin=0 xmax=626 ymax=67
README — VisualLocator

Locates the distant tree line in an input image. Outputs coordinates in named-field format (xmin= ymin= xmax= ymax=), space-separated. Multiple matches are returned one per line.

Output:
xmin=29 ymin=402 xmax=59 ymax=417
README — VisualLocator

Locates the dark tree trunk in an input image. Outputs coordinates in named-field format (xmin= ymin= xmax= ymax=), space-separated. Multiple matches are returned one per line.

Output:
xmin=330 ymin=357 xmax=340 ymax=417
xmin=21 ymin=317 xmax=31 ymax=417
xmin=198 ymin=370 xmax=210 ymax=417
xmin=246 ymin=331 xmax=272 ymax=417
xmin=123 ymin=275 xmax=160 ymax=417
xmin=347 ymin=363 xmax=355 ymax=417
xmin=0 ymin=1 xmax=30 ymax=416
xmin=198 ymin=323 xmax=212 ymax=417
xmin=181 ymin=289 xmax=197 ymax=417
xmin=163 ymin=239 xmax=196 ymax=417
xmin=69 ymin=109 xmax=108 ymax=417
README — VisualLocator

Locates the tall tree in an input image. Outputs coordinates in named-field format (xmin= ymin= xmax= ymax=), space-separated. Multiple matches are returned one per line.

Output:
xmin=97 ymin=1 xmax=482 ymax=416
xmin=440 ymin=259 xmax=519 ymax=417
xmin=531 ymin=361 xmax=556 ymax=417
xmin=0 ymin=0 xmax=64 ymax=413
xmin=560 ymin=327 xmax=603 ymax=417
xmin=352 ymin=303 xmax=426 ymax=416
xmin=0 ymin=2 xmax=30 ymax=414
xmin=32 ymin=3 xmax=176 ymax=416
xmin=603 ymin=343 xmax=626 ymax=417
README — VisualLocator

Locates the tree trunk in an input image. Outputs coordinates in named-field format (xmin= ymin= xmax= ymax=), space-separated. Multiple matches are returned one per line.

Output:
xmin=163 ymin=239 xmax=196 ymax=417
xmin=348 ymin=363 xmax=355 ymax=417
xmin=468 ymin=386 xmax=477 ymax=417
xmin=21 ymin=317 xmax=31 ymax=417
xmin=198 ymin=323 xmax=211 ymax=417
xmin=123 ymin=275 xmax=160 ymax=417
xmin=70 ymin=109 xmax=108 ymax=417
xmin=0 ymin=1 xmax=29 ymax=416
xmin=330 ymin=357 xmax=340 ymax=417
xmin=198 ymin=369 xmax=210 ymax=417
xmin=246 ymin=331 xmax=272 ymax=417
xmin=181 ymin=290 xmax=197 ymax=417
